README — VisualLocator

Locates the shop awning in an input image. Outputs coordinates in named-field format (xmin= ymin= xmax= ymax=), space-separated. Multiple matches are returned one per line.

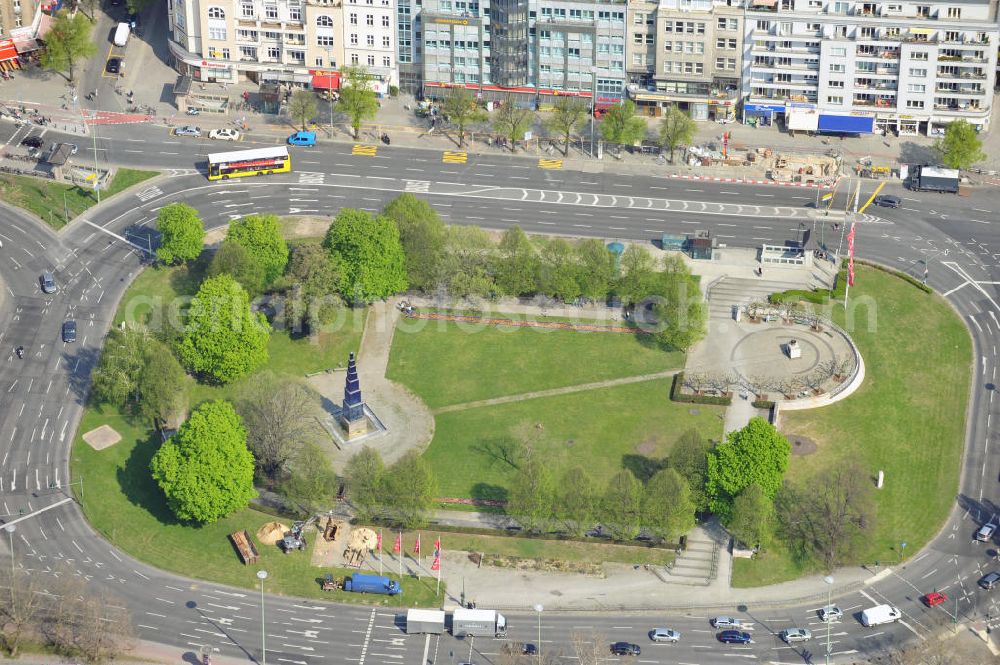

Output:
xmin=817 ymin=114 xmax=874 ymax=134
xmin=787 ymin=108 xmax=819 ymax=131
xmin=12 ymin=35 xmax=39 ymax=53
xmin=744 ymin=103 xmax=786 ymax=115
xmin=909 ymin=28 xmax=933 ymax=35
xmin=311 ymin=72 xmax=341 ymax=90
xmin=0 ymin=40 xmax=17 ymax=62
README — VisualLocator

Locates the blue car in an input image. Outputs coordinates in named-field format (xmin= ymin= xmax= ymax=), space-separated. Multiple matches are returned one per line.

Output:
xmin=287 ymin=131 xmax=317 ymax=146
xmin=717 ymin=630 xmax=753 ymax=644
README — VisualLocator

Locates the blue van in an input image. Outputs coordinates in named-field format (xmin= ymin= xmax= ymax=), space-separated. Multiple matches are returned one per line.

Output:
xmin=287 ymin=131 xmax=317 ymax=146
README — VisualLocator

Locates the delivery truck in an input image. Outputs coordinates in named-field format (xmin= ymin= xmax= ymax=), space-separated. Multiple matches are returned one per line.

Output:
xmin=343 ymin=573 xmax=402 ymax=596
xmin=451 ymin=608 xmax=508 ymax=637
xmin=860 ymin=604 xmax=901 ymax=627
xmin=909 ymin=165 xmax=960 ymax=193
xmin=406 ymin=609 xmax=446 ymax=634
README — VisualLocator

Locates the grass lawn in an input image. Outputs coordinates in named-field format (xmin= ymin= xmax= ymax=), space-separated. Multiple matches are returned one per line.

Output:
xmin=387 ymin=318 xmax=685 ymax=409
xmin=71 ymin=406 xmax=442 ymax=606
xmin=423 ymin=378 xmax=724 ymax=500
xmin=0 ymin=168 xmax=158 ymax=230
xmin=732 ymin=265 xmax=972 ymax=586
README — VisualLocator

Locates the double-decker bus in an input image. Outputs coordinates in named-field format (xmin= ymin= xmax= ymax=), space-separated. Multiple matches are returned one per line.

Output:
xmin=207 ymin=146 xmax=291 ymax=180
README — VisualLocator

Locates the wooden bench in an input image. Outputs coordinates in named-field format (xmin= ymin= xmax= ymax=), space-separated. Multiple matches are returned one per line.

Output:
xmin=229 ymin=529 xmax=260 ymax=565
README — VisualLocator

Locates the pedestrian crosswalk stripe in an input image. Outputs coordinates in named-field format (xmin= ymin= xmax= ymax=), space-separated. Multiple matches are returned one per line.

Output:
xmin=442 ymin=151 xmax=468 ymax=164
xmin=352 ymin=145 xmax=378 ymax=156
xmin=538 ymin=159 xmax=563 ymax=170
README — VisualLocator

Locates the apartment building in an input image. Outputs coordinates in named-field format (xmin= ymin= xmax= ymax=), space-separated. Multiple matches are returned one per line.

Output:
xmin=419 ymin=0 xmax=628 ymax=108
xmin=741 ymin=0 xmax=999 ymax=135
xmin=168 ymin=0 xmax=397 ymax=90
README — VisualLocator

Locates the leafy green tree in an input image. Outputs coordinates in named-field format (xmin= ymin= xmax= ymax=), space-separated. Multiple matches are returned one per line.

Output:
xmin=382 ymin=194 xmax=445 ymax=292
xmin=383 ymin=451 xmax=438 ymax=528
xmin=91 ymin=323 xmax=149 ymax=408
xmin=507 ymin=453 xmax=556 ymax=533
xmin=601 ymin=469 xmax=643 ymax=541
xmin=280 ymin=441 xmax=340 ymax=512
xmin=150 ymin=400 xmax=256 ymax=523
xmin=652 ymin=271 xmax=708 ymax=351
xmin=344 ymin=446 xmax=385 ymax=521
xmin=136 ymin=340 xmax=189 ymax=426
xmin=555 ymin=466 xmax=599 ymax=537
xmin=40 ymin=11 xmax=96 ymax=82
xmin=670 ymin=429 xmax=711 ymax=513
xmin=491 ymin=94 xmax=534 ymax=152
xmin=442 ymin=86 xmax=487 ymax=148
xmin=658 ymin=106 xmax=697 ymax=163
xmin=600 ymin=100 xmax=646 ymax=149
xmin=209 ymin=241 xmax=265 ymax=297
xmin=495 ymin=226 xmax=538 ymax=296
xmin=728 ymin=483 xmax=775 ymax=549
xmin=226 ymin=214 xmax=289 ymax=284
xmin=155 ymin=203 xmax=204 ymax=265
xmin=283 ymin=242 xmax=342 ymax=333
xmin=537 ymin=237 xmax=580 ymax=302
xmin=338 ymin=65 xmax=379 ymax=139
xmin=616 ymin=244 xmax=657 ymax=305
xmin=575 ymin=239 xmax=615 ymax=302
xmin=324 ymin=208 xmax=408 ymax=302
xmin=544 ymin=96 xmax=589 ymax=156
xmin=706 ymin=417 xmax=791 ymax=520
xmin=177 ymin=275 xmax=270 ymax=384
xmin=438 ymin=225 xmax=497 ymax=298
xmin=288 ymin=89 xmax=318 ymax=131
xmin=642 ymin=467 xmax=696 ymax=542
xmin=935 ymin=118 xmax=985 ymax=170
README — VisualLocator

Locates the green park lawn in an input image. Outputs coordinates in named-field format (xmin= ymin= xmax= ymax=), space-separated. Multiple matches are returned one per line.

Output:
xmin=387 ymin=317 xmax=685 ymax=409
xmin=732 ymin=265 xmax=972 ymax=587
xmin=423 ymin=378 xmax=725 ymax=501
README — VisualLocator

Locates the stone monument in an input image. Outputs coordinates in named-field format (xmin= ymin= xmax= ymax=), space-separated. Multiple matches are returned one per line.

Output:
xmin=340 ymin=352 xmax=368 ymax=439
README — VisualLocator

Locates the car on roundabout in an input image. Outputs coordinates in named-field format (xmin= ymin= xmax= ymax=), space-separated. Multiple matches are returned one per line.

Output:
xmin=717 ymin=630 xmax=753 ymax=645
xmin=818 ymin=605 xmax=843 ymax=622
xmin=922 ymin=592 xmax=947 ymax=607
xmin=208 ymin=128 xmax=241 ymax=141
xmin=976 ymin=523 xmax=996 ymax=542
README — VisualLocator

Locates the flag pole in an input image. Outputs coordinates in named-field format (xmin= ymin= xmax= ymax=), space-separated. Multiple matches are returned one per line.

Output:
xmin=436 ymin=534 xmax=442 ymax=595
xmin=379 ymin=529 xmax=383 ymax=575
xmin=398 ymin=531 xmax=403 ymax=581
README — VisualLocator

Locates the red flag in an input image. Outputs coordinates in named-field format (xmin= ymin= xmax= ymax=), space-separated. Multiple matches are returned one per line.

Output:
xmin=434 ymin=538 xmax=441 ymax=558
xmin=377 ymin=530 xmax=382 ymax=552
xmin=393 ymin=532 xmax=401 ymax=554
xmin=414 ymin=533 xmax=421 ymax=555
xmin=847 ymin=222 xmax=857 ymax=287
xmin=431 ymin=556 xmax=440 ymax=571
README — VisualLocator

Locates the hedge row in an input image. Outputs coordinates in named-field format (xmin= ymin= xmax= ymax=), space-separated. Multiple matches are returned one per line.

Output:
xmin=670 ymin=372 xmax=733 ymax=406
xmin=752 ymin=399 xmax=776 ymax=410
xmin=769 ymin=289 xmax=830 ymax=305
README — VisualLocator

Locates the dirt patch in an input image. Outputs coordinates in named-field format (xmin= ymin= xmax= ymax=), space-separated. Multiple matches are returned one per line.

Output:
xmin=635 ymin=438 xmax=660 ymax=456
xmin=480 ymin=553 xmax=606 ymax=577
xmin=787 ymin=435 xmax=818 ymax=456
xmin=82 ymin=424 xmax=121 ymax=451
xmin=256 ymin=521 xmax=288 ymax=545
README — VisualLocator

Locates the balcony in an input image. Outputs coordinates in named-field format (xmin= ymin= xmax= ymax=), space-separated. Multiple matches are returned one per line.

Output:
xmin=856 ymin=48 xmax=899 ymax=59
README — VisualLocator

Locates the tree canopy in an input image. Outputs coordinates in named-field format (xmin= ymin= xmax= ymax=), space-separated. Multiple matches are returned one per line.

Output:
xmin=136 ymin=339 xmax=189 ymax=426
xmin=382 ymin=451 xmax=439 ymax=528
xmin=324 ymin=208 xmax=408 ymax=303
xmin=155 ymin=203 xmax=205 ymax=265
xmin=706 ymin=416 xmax=791 ymax=520
xmin=442 ymin=87 xmax=487 ymax=147
xmin=658 ymin=107 xmax=697 ymax=163
xmin=544 ymin=96 xmax=589 ymax=156
xmin=507 ymin=453 xmax=557 ymax=533
xmin=226 ymin=214 xmax=289 ymax=284
xmin=601 ymin=469 xmax=643 ymax=541
xmin=338 ymin=66 xmax=379 ymax=138
xmin=283 ymin=242 xmax=342 ymax=333
xmin=600 ymin=100 xmax=646 ymax=148
xmin=209 ymin=241 xmax=265 ymax=297
xmin=177 ymin=274 xmax=270 ymax=384
xmin=288 ymin=90 xmax=318 ymax=131
xmin=344 ymin=446 xmax=385 ymax=521
xmin=382 ymin=194 xmax=445 ymax=292
xmin=491 ymin=94 xmax=534 ymax=151
xmin=728 ymin=483 xmax=776 ymax=549
xmin=150 ymin=400 xmax=256 ymax=523
xmin=670 ymin=429 xmax=711 ymax=513
xmin=935 ymin=119 xmax=985 ymax=170
xmin=40 ymin=11 xmax=96 ymax=82
xmin=642 ymin=467 xmax=696 ymax=542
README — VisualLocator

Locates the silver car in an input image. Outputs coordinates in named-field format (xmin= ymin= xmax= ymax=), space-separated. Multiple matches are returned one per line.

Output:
xmin=710 ymin=616 xmax=742 ymax=628
xmin=779 ymin=628 xmax=812 ymax=643
xmin=819 ymin=605 xmax=843 ymax=622
xmin=175 ymin=125 xmax=202 ymax=138
xmin=649 ymin=628 xmax=680 ymax=643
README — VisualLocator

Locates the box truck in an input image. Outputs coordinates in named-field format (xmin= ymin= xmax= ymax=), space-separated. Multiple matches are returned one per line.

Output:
xmin=451 ymin=608 xmax=508 ymax=637
xmin=406 ymin=609 xmax=445 ymax=634
xmin=910 ymin=166 xmax=959 ymax=193
xmin=860 ymin=604 xmax=901 ymax=627
xmin=113 ymin=22 xmax=131 ymax=47
xmin=343 ymin=573 xmax=402 ymax=596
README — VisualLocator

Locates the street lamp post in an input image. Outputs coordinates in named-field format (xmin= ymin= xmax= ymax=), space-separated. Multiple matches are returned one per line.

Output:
xmin=257 ymin=570 xmax=268 ymax=665
xmin=326 ymin=48 xmax=335 ymax=130
xmin=534 ymin=604 xmax=543 ymax=665
xmin=4 ymin=524 xmax=15 ymax=583
xmin=589 ymin=67 xmax=598 ymax=158
xmin=823 ymin=575 xmax=833 ymax=665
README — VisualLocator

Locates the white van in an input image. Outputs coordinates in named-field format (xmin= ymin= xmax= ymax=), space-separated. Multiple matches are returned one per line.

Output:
xmin=860 ymin=604 xmax=901 ymax=627
xmin=113 ymin=22 xmax=130 ymax=47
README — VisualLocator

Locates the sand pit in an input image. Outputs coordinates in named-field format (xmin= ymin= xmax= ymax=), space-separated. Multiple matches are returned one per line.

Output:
xmin=257 ymin=522 xmax=289 ymax=545
xmin=82 ymin=425 xmax=122 ymax=451
xmin=349 ymin=527 xmax=378 ymax=551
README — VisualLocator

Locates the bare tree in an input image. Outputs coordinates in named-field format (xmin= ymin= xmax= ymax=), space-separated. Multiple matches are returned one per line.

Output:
xmin=741 ymin=374 xmax=770 ymax=397
xmin=683 ymin=372 xmax=708 ymax=394
xmin=836 ymin=354 xmax=856 ymax=377
xmin=705 ymin=372 xmax=736 ymax=395
xmin=571 ymin=631 xmax=608 ymax=665
xmin=71 ymin=591 xmax=136 ymax=664
xmin=0 ymin=568 xmax=47 ymax=657
xmin=801 ymin=369 xmax=827 ymax=393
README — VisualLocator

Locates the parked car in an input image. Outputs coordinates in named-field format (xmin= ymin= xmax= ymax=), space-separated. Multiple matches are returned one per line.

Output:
xmin=873 ymin=194 xmax=902 ymax=208
xmin=717 ymin=631 xmax=753 ymax=645
xmin=502 ymin=643 xmax=536 ymax=656
xmin=209 ymin=128 xmax=241 ymax=141
xmin=649 ymin=628 xmax=680 ymax=643
xmin=20 ymin=135 xmax=43 ymax=149
xmin=976 ymin=523 xmax=996 ymax=542
xmin=818 ymin=605 xmax=843 ymax=622
xmin=778 ymin=628 xmax=812 ymax=643
xmin=710 ymin=616 xmax=742 ymax=629
xmin=65 ymin=143 xmax=79 ymax=155
xmin=62 ymin=320 xmax=77 ymax=343
xmin=105 ymin=57 xmax=123 ymax=74
xmin=980 ymin=571 xmax=1000 ymax=590
xmin=175 ymin=126 xmax=202 ymax=138
xmin=609 ymin=642 xmax=641 ymax=656
xmin=287 ymin=130 xmax=317 ymax=146
xmin=40 ymin=271 xmax=56 ymax=294
xmin=923 ymin=592 xmax=947 ymax=607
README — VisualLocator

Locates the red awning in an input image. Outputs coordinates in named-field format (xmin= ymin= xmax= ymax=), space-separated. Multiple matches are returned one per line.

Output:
xmin=0 ymin=40 xmax=17 ymax=62
xmin=311 ymin=72 xmax=341 ymax=90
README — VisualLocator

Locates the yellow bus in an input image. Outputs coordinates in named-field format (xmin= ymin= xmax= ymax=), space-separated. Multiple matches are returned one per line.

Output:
xmin=207 ymin=146 xmax=291 ymax=180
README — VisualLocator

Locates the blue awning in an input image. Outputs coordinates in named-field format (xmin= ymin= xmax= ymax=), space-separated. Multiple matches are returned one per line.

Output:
xmin=744 ymin=103 xmax=786 ymax=114
xmin=817 ymin=114 xmax=874 ymax=134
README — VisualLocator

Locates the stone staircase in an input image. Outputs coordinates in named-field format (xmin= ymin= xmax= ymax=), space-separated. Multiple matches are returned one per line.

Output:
xmin=705 ymin=260 xmax=839 ymax=321
xmin=663 ymin=533 xmax=719 ymax=586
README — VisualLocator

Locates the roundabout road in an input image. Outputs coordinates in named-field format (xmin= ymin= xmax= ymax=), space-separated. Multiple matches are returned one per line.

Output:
xmin=1 ymin=119 xmax=1000 ymax=664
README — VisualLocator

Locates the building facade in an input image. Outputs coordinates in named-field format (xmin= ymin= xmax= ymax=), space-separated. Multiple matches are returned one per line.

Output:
xmin=741 ymin=0 xmax=999 ymax=135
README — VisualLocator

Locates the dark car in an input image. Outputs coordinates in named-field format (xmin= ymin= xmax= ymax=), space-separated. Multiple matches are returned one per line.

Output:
xmin=610 ymin=642 xmax=641 ymax=656
xmin=62 ymin=320 xmax=77 ymax=343
xmin=717 ymin=630 xmax=753 ymax=645
xmin=106 ymin=57 xmax=122 ymax=74
xmin=980 ymin=571 xmax=1000 ymax=590
xmin=873 ymin=194 xmax=902 ymax=208
xmin=501 ymin=643 xmax=536 ymax=656
xmin=40 ymin=271 xmax=56 ymax=294
xmin=20 ymin=135 xmax=43 ymax=149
